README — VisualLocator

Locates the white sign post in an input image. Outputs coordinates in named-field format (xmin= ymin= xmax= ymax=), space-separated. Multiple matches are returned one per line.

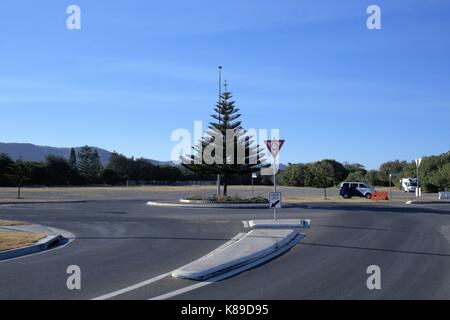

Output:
xmin=265 ymin=139 xmax=285 ymax=220
xmin=415 ymin=158 xmax=422 ymax=198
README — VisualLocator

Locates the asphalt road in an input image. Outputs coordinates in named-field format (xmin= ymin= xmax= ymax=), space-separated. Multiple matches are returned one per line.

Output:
xmin=1 ymin=200 xmax=450 ymax=299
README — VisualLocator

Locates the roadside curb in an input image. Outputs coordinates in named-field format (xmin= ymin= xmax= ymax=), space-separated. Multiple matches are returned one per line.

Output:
xmin=0 ymin=200 xmax=87 ymax=205
xmin=147 ymin=200 xmax=269 ymax=209
xmin=0 ymin=234 xmax=67 ymax=261
xmin=249 ymin=219 xmax=311 ymax=229
xmin=406 ymin=200 xmax=450 ymax=205
xmin=172 ymin=229 xmax=303 ymax=281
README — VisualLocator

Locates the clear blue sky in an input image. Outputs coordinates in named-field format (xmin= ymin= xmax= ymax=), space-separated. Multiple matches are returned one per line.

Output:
xmin=1 ymin=0 xmax=449 ymax=169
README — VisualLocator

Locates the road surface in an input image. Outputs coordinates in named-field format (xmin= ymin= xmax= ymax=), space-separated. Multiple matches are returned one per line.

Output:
xmin=1 ymin=200 xmax=450 ymax=299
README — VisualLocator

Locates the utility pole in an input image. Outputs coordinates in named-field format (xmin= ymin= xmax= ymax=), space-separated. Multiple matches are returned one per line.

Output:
xmin=216 ymin=66 xmax=222 ymax=198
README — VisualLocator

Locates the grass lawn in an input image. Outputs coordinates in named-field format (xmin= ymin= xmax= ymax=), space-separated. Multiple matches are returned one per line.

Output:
xmin=0 ymin=232 xmax=46 ymax=251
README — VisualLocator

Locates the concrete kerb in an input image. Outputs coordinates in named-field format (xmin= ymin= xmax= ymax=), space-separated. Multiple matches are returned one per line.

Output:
xmin=406 ymin=200 xmax=450 ymax=205
xmin=0 ymin=225 xmax=73 ymax=261
xmin=147 ymin=200 xmax=269 ymax=209
xmin=0 ymin=235 xmax=65 ymax=261
xmin=172 ymin=229 xmax=303 ymax=281
xmin=249 ymin=219 xmax=311 ymax=229
xmin=0 ymin=200 xmax=87 ymax=206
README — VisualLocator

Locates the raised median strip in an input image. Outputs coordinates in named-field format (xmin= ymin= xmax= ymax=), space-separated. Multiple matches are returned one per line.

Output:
xmin=249 ymin=219 xmax=311 ymax=229
xmin=0 ymin=223 xmax=72 ymax=261
xmin=172 ymin=229 xmax=304 ymax=281
xmin=147 ymin=200 xmax=268 ymax=208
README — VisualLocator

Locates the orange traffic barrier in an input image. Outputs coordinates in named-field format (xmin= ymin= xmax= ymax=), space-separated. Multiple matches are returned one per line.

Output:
xmin=371 ymin=192 xmax=389 ymax=201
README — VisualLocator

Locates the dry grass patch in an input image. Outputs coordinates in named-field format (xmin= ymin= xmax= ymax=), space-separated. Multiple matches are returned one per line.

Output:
xmin=0 ymin=220 xmax=29 ymax=226
xmin=0 ymin=232 xmax=46 ymax=251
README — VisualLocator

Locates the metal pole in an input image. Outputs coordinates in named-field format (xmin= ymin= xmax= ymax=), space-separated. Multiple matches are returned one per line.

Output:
xmin=417 ymin=164 xmax=420 ymax=199
xmin=389 ymin=174 xmax=392 ymax=201
xmin=216 ymin=66 xmax=222 ymax=197
xmin=251 ymin=175 xmax=254 ymax=197
xmin=273 ymin=157 xmax=277 ymax=220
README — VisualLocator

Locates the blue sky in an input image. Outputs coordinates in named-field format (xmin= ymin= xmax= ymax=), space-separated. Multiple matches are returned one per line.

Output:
xmin=0 ymin=0 xmax=449 ymax=169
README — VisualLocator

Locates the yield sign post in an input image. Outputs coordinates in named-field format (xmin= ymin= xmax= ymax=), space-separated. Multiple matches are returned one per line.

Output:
xmin=415 ymin=158 xmax=422 ymax=198
xmin=264 ymin=139 xmax=285 ymax=220
xmin=265 ymin=140 xmax=285 ymax=159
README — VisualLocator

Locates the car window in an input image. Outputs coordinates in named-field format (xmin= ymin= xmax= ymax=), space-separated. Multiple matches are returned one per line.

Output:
xmin=359 ymin=184 xmax=367 ymax=188
xmin=342 ymin=183 xmax=349 ymax=188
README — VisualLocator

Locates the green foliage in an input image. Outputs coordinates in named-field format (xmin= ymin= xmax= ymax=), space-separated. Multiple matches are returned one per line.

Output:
xmin=411 ymin=151 xmax=450 ymax=192
xmin=69 ymin=148 xmax=77 ymax=169
xmin=182 ymin=89 xmax=267 ymax=195
xmin=364 ymin=170 xmax=381 ymax=186
xmin=278 ymin=160 xmax=348 ymax=191
xmin=101 ymin=169 xmax=122 ymax=185
xmin=343 ymin=162 xmax=367 ymax=183
xmin=345 ymin=170 xmax=366 ymax=182
xmin=377 ymin=160 xmax=408 ymax=186
xmin=45 ymin=155 xmax=78 ymax=186
xmin=344 ymin=163 xmax=367 ymax=175
xmin=0 ymin=153 xmax=14 ymax=186
xmin=305 ymin=161 xmax=336 ymax=189
xmin=428 ymin=163 xmax=450 ymax=191
xmin=77 ymin=146 xmax=103 ymax=183
xmin=277 ymin=163 xmax=308 ymax=186
xmin=0 ymin=150 xmax=195 ymax=187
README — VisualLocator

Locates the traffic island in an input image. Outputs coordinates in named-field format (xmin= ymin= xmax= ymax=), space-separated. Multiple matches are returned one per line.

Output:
xmin=147 ymin=198 xmax=269 ymax=208
xmin=172 ymin=229 xmax=304 ymax=281
xmin=248 ymin=219 xmax=311 ymax=229
xmin=0 ymin=221 xmax=72 ymax=261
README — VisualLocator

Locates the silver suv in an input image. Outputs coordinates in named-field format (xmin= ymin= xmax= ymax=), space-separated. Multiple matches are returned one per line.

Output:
xmin=340 ymin=182 xmax=375 ymax=199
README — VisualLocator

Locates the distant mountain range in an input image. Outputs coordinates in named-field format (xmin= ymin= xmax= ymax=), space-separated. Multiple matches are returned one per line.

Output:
xmin=0 ymin=142 xmax=173 ymax=167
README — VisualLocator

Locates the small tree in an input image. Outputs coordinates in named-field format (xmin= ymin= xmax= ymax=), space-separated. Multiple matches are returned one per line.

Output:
xmin=7 ymin=159 xmax=30 ymax=199
xmin=305 ymin=161 xmax=335 ymax=199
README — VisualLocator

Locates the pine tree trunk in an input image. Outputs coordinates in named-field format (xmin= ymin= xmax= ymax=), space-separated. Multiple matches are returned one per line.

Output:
xmin=17 ymin=182 xmax=21 ymax=199
xmin=324 ymin=187 xmax=327 ymax=200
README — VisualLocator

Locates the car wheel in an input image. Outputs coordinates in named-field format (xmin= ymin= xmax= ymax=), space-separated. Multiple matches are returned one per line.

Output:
xmin=365 ymin=193 xmax=372 ymax=199
xmin=342 ymin=194 xmax=349 ymax=199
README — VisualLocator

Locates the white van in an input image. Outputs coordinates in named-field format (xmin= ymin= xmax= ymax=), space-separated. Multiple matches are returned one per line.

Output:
xmin=400 ymin=178 xmax=417 ymax=192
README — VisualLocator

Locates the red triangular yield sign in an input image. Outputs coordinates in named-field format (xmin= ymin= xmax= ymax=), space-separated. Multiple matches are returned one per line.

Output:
xmin=265 ymin=140 xmax=285 ymax=158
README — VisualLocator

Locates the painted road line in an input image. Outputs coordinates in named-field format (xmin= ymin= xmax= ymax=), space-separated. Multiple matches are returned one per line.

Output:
xmin=91 ymin=233 xmax=246 ymax=300
xmin=92 ymin=272 xmax=172 ymax=300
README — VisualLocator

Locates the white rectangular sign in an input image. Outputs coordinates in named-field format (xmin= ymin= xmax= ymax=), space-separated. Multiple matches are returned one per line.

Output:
xmin=269 ymin=192 xmax=282 ymax=209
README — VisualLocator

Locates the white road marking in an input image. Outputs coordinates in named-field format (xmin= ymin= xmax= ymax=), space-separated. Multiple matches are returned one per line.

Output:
xmin=150 ymin=280 xmax=214 ymax=300
xmin=91 ymin=233 xmax=246 ymax=300
xmin=92 ymin=272 xmax=172 ymax=300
